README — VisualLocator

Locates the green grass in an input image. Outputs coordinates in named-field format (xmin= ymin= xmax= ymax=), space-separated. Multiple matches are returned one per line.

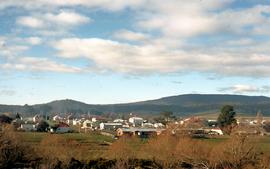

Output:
xmin=256 ymin=136 xmax=270 ymax=152
xmin=18 ymin=131 xmax=114 ymax=144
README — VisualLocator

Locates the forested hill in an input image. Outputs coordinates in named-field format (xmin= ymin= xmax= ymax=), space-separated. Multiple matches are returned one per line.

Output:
xmin=1 ymin=94 xmax=270 ymax=116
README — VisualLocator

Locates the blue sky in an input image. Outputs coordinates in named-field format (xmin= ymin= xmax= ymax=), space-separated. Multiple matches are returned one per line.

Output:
xmin=1 ymin=0 xmax=270 ymax=105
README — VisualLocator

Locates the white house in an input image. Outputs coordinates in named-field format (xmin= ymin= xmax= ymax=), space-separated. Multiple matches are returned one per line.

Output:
xmin=100 ymin=123 xmax=123 ymax=130
xmin=210 ymin=128 xmax=223 ymax=135
xmin=113 ymin=119 xmax=124 ymax=123
xmin=72 ymin=119 xmax=82 ymax=126
xmin=129 ymin=117 xmax=143 ymax=127
xmin=53 ymin=115 xmax=62 ymax=121
xmin=154 ymin=123 xmax=165 ymax=128
xmin=20 ymin=123 xmax=36 ymax=131
xmin=116 ymin=128 xmax=165 ymax=137
xmin=143 ymin=123 xmax=154 ymax=128
xmin=33 ymin=115 xmax=40 ymax=123
xmin=82 ymin=120 xmax=92 ymax=129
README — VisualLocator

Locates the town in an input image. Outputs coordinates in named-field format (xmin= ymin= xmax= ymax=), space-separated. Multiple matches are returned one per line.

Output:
xmin=1 ymin=107 xmax=270 ymax=138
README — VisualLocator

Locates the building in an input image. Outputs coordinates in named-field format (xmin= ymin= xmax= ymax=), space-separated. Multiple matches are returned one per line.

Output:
xmin=50 ymin=122 xmax=70 ymax=133
xmin=128 ymin=117 xmax=143 ymax=127
xmin=209 ymin=128 xmax=223 ymax=135
xmin=72 ymin=119 xmax=82 ymax=126
xmin=100 ymin=122 xmax=123 ymax=130
xmin=154 ymin=123 xmax=165 ymax=128
xmin=33 ymin=115 xmax=40 ymax=123
xmin=53 ymin=115 xmax=62 ymax=121
xmin=82 ymin=119 xmax=92 ymax=129
xmin=116 ymin=128 xmax=164 ymax=138
xmin=113 ymin=119 xmax=124 ymax=123
xmin=143 ymin=123 xmax=154 ymax=128
xmin=20 ymin=123 xmax=36 ymax=131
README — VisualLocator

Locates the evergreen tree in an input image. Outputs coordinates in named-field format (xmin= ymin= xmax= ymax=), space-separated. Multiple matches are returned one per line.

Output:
xmin=217 ymin=105 xmax=236 ymax=135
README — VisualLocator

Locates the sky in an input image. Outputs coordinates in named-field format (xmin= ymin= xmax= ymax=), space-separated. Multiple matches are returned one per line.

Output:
xmin=1 ymin=0 xmax=270 ymax=105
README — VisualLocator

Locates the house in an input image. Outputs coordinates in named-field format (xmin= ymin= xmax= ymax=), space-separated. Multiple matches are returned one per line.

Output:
xmin=116 ymin=128 xmax=164 ymax=138
xmin=100 ymin=122 xmax=123 ymax=130
xmin=207 ymin=128 xmax=223 ymax=135
xmin=50 ymin=122 xmax=70 ymax=133
xmin=53 ymin=115 xmax=62 ymax=121
xmin=12 ymin=118 xmax=24 ymax=128
xmin=143 ymin=123 xmax=154 ymax=128
xmin=72 ymin=119 xmax=82 ymax=126
xmin=128 ymin=117 xmax=143 ymax=127
xmin=20 ymin=123 xmax=36 ymax=132
xmin=33 ymin=115 xmax=40 ymax=123
xmin=82 ymin=120 xmax=92 ymax=129
xmin=154 ymin=123 xmax=165 ymax=128
xmin=113 ymin=119 xmax=124 ymax=123
xmin=66 ymin=115 xmax=74 ymax=125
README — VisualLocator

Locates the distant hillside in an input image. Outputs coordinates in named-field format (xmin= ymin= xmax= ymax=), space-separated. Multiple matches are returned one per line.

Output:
xmin=1 ymin=94 xmax=270 ymax=116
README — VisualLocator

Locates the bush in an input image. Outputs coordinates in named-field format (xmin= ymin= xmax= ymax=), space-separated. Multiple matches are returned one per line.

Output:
xmin=0 ymin=125 xmax=41 ymax=168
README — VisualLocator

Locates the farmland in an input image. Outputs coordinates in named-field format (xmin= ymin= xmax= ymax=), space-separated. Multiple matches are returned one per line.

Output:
xmin=18 ymin=131 xmax=270 ymax=154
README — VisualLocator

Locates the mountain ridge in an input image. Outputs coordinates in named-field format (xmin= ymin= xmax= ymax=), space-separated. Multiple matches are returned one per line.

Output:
xmin=1 ymin=94 xmax=270 ymax=116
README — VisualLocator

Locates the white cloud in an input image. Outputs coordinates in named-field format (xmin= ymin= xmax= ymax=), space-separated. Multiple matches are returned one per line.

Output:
xmin=52 ymin=38 xmax=270 ymax=76
xmin=16 ymin=16 xmax=44 ymax=28
xmin=0 ymin=38 xmax=29 ymax=58
xmin=4 ymin=0 xmax=270 ymax=38
xmin=44 ymin=11 xmax=90 ymax=26
xmin=225 ymin=38 xmax=255 ymax=46
xmin=218 ymin=85 xmax=270 ymax=94
xmin=16 ymin=11 xmax=90 ymax=31
xmin=3 ymin=0 xmax=270 ymax=78
xmin=1 ymin=57 xmax=82 ymax=73
xmin=113 ymin=30 xmax=149 ymax=42
xmin=0 ymin=0 xmax=146 ymax=11
xmin=26 ymin=37 xmax=42 ymax=45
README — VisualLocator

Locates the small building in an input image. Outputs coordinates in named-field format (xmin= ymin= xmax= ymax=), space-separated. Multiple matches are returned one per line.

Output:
xmin=129 ymin=117 xmax=143 ymax=127
xmin=66 ymin=115 xmax=74 ymax=125
xmin=113 ymin=119 xmax=124 ymax=123
xmin=143 ymin=123 xmax=154 ymax=128
xmin=72 ymin=119 xmax=82 ymax=126
xmin=33 ymin=115 xmax=40 ymax=123
xmin=20 ymin=123 xmax=36 ymax=132
xmin=82 ymin=120 xmax=92 ymax=129
xmin=116 ymin=128 xmax=164 ymax=138
xmin=154 ymin=123 xmax=165 ymax=128
xmin=53 ymin=115 xmax=62 ymax=121
xmin=50 ymin=122 xmax=70 ymax=133
xmin=208 ymin=128 xmax=223 ymax=135
xmin=100 ymin=122 xmax=123 ymax=130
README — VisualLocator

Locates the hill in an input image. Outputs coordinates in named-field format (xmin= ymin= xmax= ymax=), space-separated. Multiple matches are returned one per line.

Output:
xmin=1 ymin=94 xmax=270 ymax=116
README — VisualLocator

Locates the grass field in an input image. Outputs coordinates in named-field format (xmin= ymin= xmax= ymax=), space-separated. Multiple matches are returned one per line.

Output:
xmin=16 ymin=131 xmax=270 ymax=160
xmin=17 ymin=131 xmax=115 ymax=159
xmin=18 ymin=132 xmax=114 ymax=144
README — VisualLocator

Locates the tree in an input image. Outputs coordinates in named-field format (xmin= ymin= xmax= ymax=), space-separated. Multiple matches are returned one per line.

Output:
xmin=37 ymin=120 xmax=49 ymax=132
xmin=0 ymin=115 xmax=13 ymax=124
xmin=15 ymin=113 xmax=21 ymax=119
xmin=160 ymin=111 xmax=175 ymax=122
xmin=217 ymin=105 xmax=236 ymax=135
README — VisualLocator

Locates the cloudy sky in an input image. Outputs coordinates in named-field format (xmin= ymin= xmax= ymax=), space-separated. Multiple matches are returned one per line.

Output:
xmin=1 ymin=0 xmax=270 ymax=105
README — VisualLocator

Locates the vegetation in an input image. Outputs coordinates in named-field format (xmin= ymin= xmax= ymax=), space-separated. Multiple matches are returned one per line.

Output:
xmin=1 ymin=124 xmax=270 ymax=168
xmin=217 ymin=105 xmax=237 ymax=135
xmin=0 ymin=115 xmax=13 ymax=124
xmin=36 ymin=120 xmax=49 ymax=132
